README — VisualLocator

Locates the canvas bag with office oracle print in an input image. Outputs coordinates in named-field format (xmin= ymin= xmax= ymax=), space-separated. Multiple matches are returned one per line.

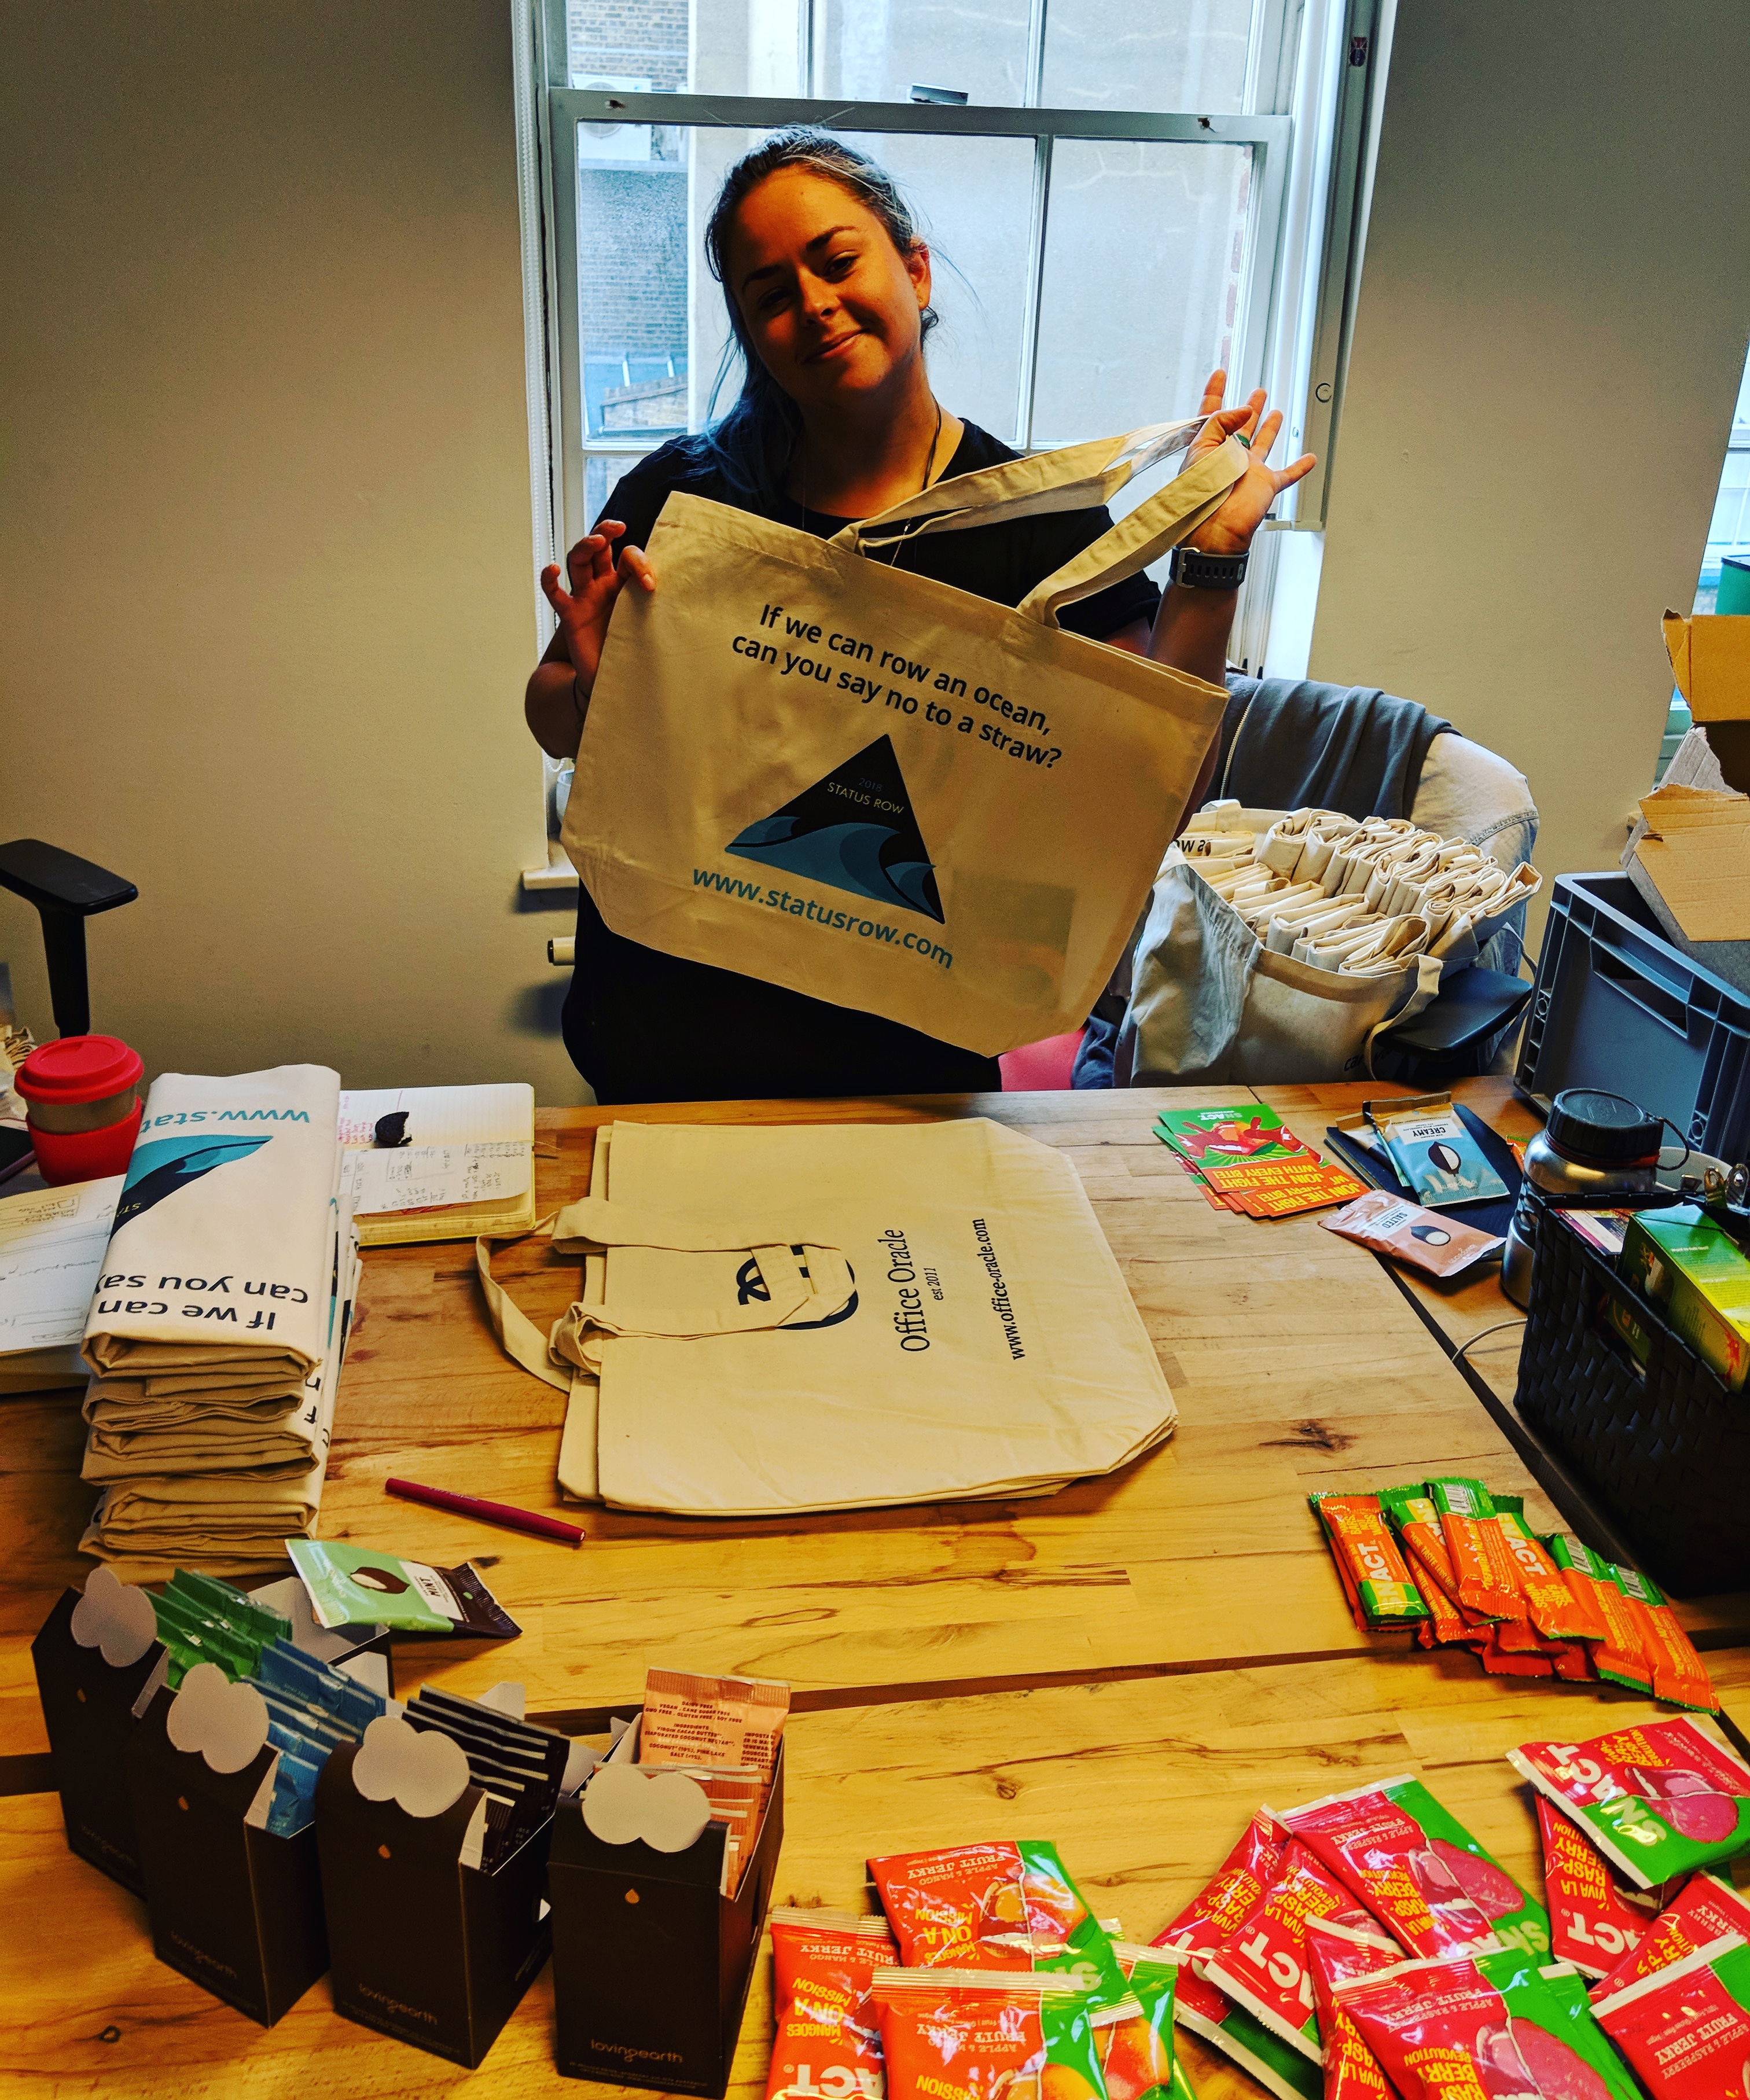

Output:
xmin=477 ymin=1116 xmax=1176 ymax=1517
xmin=564 ymin=418 xmax=1248 ymax=1056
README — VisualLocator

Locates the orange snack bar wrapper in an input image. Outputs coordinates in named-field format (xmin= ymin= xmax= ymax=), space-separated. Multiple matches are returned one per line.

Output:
xmin=1425 ymin=1477 xmax=1521 ymax=1620
xmin=1490 ymin=1496 xmax=1594 ymax=1640
xmin=1609 ymin=1564 xmax=1719 ymax=1712
xmin=1545 ymin=1536 xmax=1654 ymax=1693
xmin=767 ymin=1909 xmax=899 ymax=2100
xmin=1307 ymin=1492 xmax=1431 ymax=1628
xmin=872 ymin=1969 xmax=1105 ymax=2100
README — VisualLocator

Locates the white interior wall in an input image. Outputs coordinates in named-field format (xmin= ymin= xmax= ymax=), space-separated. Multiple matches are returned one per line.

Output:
xmin=1 ymin=2 xmax=586 ymax=1095
xmin=1311 ymin=0 xmax=1750 ymax=929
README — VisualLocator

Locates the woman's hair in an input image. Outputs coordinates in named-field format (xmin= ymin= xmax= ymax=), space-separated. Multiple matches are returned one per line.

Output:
xmin=693 ymin=127 xmax=937 ymax=502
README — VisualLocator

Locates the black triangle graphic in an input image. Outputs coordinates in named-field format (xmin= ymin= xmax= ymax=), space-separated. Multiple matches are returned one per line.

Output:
xmin=726 ymin=734 xmax=944 ymax=923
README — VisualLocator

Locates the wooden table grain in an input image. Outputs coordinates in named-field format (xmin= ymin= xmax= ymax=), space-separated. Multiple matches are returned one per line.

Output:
xmin=7 ymin=1645 xmax=1747 ymax=2098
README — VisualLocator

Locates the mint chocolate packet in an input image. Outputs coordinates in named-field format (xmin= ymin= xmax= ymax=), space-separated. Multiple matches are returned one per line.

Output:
xmin=288 ymin=1539 xmax=520 ymax=1639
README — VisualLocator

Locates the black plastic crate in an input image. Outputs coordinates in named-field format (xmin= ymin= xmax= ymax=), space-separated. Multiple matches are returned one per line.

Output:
xmin=1516 ymin=871 xmax=1750 ymax=1157
xmin=1515 ymin=1203 xmax=1750 ymax=1597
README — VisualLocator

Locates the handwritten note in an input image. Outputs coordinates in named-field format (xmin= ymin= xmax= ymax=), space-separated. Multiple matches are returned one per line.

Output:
xmin=0 ymin=1175 xmax=123 ymax=1351
xmin=350 ymin=1142 xmax=533 ymax=1217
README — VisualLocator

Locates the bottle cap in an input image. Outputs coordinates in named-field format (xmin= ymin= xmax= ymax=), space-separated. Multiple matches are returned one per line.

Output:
xmin=14 ymin=1034 xmax=144 ymax=1106
xmin=1546 ymin=1088 xmax=1662 ymax=1165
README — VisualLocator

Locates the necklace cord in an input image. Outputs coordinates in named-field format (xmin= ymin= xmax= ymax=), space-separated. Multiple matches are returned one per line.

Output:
xmin=801 ymin=398 xmax=944 ymax=569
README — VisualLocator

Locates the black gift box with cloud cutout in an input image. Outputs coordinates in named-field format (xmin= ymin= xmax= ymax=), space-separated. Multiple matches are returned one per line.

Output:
xmin=547 ymin=1704 xmax=786 ymax=2096
xmin=314 ymin=1737 xmax=554 ymax=2068
xmin=31 ymin=1586 xmax=169 ymax=1893
xmin=124 ymin=1683 xmax=329 ymax=2025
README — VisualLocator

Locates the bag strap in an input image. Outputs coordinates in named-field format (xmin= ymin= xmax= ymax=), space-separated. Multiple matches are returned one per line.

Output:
xmin=826 ymin=416 xmax=1211 ymax=554
xmin=475 ymin=1214 xmax=572 ymax=1394
xmin=1016 ymin=434 xmax=1250 ymax=628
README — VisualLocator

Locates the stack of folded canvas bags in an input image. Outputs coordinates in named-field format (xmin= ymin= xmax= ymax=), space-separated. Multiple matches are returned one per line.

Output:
xmin=79 ymin=1064 xmax=359 ymax=1565
xmin=512 ymin=1117 xmax=1177 ymax=1516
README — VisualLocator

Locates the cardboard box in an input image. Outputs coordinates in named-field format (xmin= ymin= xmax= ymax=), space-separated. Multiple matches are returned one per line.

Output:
xmin=1620 ymin=1203 xmax=1750 ymax=1391
xmin=1663 ymin=609 xmax=1750 ymax=733
xmin=548 ymin=1705 xmax=785 ymax=2096
xmin=30 ymin=1589 xmax=169 ymax=1893
xmin=124 ymin=1683 xmax=329 ymax=2025
xmin=315 ymin=1739 xmax=553 ymax=2067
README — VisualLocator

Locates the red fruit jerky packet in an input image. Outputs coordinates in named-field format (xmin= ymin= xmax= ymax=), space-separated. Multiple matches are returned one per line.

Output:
xmin=1201 ymin=1840 xmax=1395 ymax=2060
xmin=1303 ymin=1922 xmax=1399 ymax=2098
xmin=1545 ymin=1535 xmax=1653 ymax=1691
xmin=1593 ymin=1932 xmax=1750 ymax=2098
xmin=1283 ymin=1778 xmax=1501 ymax=1958
xmin=1533 ymin=1795 xmax=1650 ymax=1980
xmin=1342 ymin=1947 xmax=1641 ymax=2100
xmin=1150 ymin=1811 xmax=1289 ymax=1958
xmin=1491 ymin=1497 xmax=1594 ymax=1639
xmin=766 ymin=1910 xmax=899 ymax=2100
xmin=1591 ymin=1869 xmax=1750 ymax=1998
xmin=1426 ymin=1477 xmax=1521 ymax=1619
xmin=1610 ymin=1564 xmax=1720 ymax=1713
xmin=872 ymin=1970 xmax=1104 ymax=2100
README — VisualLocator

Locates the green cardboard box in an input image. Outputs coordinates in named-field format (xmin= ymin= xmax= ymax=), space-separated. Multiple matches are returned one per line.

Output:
xmin=1620 ymin=1204 xmax=1750 ymax=1390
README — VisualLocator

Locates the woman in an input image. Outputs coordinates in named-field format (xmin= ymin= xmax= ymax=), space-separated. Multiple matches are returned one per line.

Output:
xmin=528 ymin=128 xmax=1312 ymax=1104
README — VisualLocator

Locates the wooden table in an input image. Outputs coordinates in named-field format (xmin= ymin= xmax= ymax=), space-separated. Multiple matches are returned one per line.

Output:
xmin=5 ymin=1082 xmax=1748 ymax=2098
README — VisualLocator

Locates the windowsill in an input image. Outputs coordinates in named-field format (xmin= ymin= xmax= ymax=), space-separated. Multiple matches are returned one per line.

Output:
xmin=523 ymin=855 xmax=579 ymax=891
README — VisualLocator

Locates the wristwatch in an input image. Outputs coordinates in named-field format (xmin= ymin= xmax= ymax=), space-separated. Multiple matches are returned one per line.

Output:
xmin=1168 ymin=543 xmax=1248 ymax=591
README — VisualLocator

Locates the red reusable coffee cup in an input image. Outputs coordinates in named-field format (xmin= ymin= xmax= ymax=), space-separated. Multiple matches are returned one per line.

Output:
xmin=14 ymin=1035 xmax=146 ymax=1185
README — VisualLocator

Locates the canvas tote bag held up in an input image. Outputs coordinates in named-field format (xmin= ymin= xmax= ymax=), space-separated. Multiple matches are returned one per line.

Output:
xmin=564 ymin=419 xmax=1250 ymax=1056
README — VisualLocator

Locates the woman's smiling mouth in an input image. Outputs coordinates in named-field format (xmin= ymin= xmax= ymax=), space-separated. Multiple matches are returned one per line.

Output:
xmin=806 ymin=330 xmax=866 ymax=362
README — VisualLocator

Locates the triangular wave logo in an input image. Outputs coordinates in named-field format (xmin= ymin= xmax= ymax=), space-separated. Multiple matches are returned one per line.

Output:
xmin=114 ymin=1134 xmax=273 ymax=1231
xmin=725 ymin=733 xmax=944 ymax=923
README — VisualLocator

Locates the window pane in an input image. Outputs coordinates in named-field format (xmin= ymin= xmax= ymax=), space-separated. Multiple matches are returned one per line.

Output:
xmin=1697 ymin=344 xmax=1750 ymax=612
xmin=813 ymin=0 xmax=1031 ymax=106
xmin=566 ymin=0 xmax=689 ymax=90
xmin=838 ymin=130 xmax=1034 ymax=443
xmin=1031 ymin=137 xmax=1251 ymax=444
xmin=576 ymin=142 xmax=690 ymax=443
xmin=1041 ymin=0 xmax=1254 ymax=114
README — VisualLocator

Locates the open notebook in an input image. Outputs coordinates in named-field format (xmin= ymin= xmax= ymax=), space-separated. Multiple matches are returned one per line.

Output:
xmin=338 ymin=1083 xmax=536 ymax=1246
xmin=0 ymin=1174 xmax=122 ymax=1392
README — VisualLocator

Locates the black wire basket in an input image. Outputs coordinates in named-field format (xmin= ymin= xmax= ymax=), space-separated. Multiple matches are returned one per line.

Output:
xmin=1514 ymin=1197 xmax=1750 ymax=1597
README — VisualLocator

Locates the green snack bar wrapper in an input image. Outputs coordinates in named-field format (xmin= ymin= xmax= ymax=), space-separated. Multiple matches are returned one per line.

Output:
xmin=1284 ymin=1772 xmax=1551 ymax=1962
xmin=286 ymin=1539 xmax=520 ymax=1638
xmin=1509 ymin=1716 xmax=1750 ymax=1887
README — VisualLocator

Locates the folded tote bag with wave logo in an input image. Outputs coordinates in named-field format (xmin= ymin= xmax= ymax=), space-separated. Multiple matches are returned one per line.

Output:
xmin=563 ymin=420 xmax=1248 ymax=1055
xmin=476 ymin=1117 xmax=1176 ymax=1517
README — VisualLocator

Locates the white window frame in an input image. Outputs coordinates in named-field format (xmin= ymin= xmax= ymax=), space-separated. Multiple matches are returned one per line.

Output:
xmin=515 ymin=0 xmax=1385 ymax=876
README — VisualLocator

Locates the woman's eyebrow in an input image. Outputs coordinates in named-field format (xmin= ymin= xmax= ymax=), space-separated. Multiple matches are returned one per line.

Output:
xmin=740 ymin=225 xmax=861 ymax=293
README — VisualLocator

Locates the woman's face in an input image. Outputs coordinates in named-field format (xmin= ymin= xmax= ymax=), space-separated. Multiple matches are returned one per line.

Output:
xmin=726 ymin=168 xmax=931 ymax=415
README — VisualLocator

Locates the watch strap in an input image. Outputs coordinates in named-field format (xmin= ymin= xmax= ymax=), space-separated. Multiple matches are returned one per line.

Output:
xmin=1168 ymin=543 xmax=1248 ymax=591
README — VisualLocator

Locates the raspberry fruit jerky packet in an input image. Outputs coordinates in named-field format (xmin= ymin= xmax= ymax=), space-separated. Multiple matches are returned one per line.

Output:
xmin=1510 ymin=1718 xmax=1750 ymax=1886
xmin=1591 ymin=1868 xmax=1750 ymax=1999
xmin=1593 ymin=1932 xmax=1750 ymax=2098
xmin=1200 ymin=1838 xmax=1396 ymax=2060
xmin=868 ymin=1841 xmax=1124 ymax=2002
xmin=1338 ymin=1945 xmax=1642 ymax=2100
xmin=766 ymin=1911 xmax=899 ymax=2100
xmin=872 ymin=1971 xmax=1104 ymax=2100
xmin=1284 ymin=1774 xmax=1552 ymax=1961
xmin=1303 ymin=1921 xmax=1400 ymax=2098
xmin=1533 ymin=1795 xmax=1653 ymax=1980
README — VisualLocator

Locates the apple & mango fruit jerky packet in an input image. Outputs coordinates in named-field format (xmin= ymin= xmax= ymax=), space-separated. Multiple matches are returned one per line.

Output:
xmin=1100 ymin=1946 xmax=1194 ymax=2100
xmin=867 ymin=1840 xmax=1126 ymax=2004
xmin=1533 ymin=1794 xmax=1656 ymax=1981
xmin=1307 ymin=1491 xmax=1430 ymax=1628
xmin=1509 ymin=1717 xmax=1750 ymax=1887
xmin=1336 ymin=1945 xmax=1642 ymax=2100
xmin=1590 ymin=1866 xmax=1750 ymax=1999
xmin=872 ymin=1970 xmax=1104 ymax=2100
xmin=765 ymin=1910 xmax=898 ymax=2100
xmin=1198 ymin=1836 xmax=1396 ymax=2062
xmin=1283 ymin=1774 xmax=1552 ymax=1963
xmin=1593 ymin=1931 xmax=1750 ymax=2098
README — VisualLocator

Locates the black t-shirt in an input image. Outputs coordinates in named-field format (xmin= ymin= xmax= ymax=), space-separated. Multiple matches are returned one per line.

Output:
xmin=563 ymin=421 xmax=1160 ymax=1105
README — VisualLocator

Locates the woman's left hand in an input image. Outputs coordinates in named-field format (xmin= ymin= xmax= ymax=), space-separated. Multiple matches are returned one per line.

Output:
xmin=1183 ymin=369 xmax=1317 ymax=557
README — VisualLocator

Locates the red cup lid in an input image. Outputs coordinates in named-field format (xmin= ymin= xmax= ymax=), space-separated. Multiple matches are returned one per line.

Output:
xmin=16 ymin=1034 xmax=145 ymax=1105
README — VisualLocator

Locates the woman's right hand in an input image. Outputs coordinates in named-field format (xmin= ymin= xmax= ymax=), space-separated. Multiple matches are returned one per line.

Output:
xmin=539 ymin=520 xmax=657 ymax=696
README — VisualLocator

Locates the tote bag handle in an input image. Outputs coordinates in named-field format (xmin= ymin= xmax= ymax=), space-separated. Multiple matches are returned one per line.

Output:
xmin=827 ymin=414 xmax=1214 ymax=553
